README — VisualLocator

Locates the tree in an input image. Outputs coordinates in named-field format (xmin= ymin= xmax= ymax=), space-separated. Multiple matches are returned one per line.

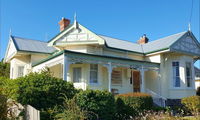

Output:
xmin=0 ymin=59 xmax=10 ymax=78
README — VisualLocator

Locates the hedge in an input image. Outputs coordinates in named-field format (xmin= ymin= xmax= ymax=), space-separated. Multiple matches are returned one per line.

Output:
xmin=0 ymin=93 xmax=7 ymax=120
xmin=14 ymin=71 xmax=78 ymax=120
xmin=115 ymin=92 xmax=153 ymax=119
xmin=75 ymin=89 xmax=116 ymax=120
xmin=181 ymin=96 xmax=200 ymax=115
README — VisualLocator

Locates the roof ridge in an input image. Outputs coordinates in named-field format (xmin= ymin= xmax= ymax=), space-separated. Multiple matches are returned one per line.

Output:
xmin=11 ymin=35 xmax=48 ymax=43
xmin=146 ymin=31 xmax=187 ymax=44
xmin=98 ymin=34 xmax=139 ymax=45
xmin=99 ymin=31 xmax=187 ymax=46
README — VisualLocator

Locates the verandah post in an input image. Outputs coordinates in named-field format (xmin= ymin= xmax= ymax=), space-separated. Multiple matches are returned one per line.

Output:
xmin=63 ymin=53 xmax=70 ymax=81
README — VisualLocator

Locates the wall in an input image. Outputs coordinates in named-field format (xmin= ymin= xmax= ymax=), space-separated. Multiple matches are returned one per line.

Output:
xmin=31 ymin=54 xmax=49 ymax=64
xmin=10 ymin=54 xmax=50 ymax=79
xmin=145 ymin=54 xmax=161 ymax=63
xmin=49 ymin=64 xmax=62 ymax=78
xmin=10 ymin=55 xmax=30 ymax=79
xmin=145 ymin=70 xmax=160 ymax=94
xmin=64 ymin=45 xmax=88 ymax=53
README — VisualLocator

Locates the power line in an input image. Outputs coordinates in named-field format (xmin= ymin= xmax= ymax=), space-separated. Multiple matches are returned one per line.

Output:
xmin=188 ymin=0 xmax=194 ymax=31
xmin=189 ymin=0 xmax=194 ymax=23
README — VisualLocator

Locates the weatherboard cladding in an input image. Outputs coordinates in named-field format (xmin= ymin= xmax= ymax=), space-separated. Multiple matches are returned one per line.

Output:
xmin=11 ymin=31 xmax=188 ymax=55
xmin=11 ymin=36 xmax=56 ymax=54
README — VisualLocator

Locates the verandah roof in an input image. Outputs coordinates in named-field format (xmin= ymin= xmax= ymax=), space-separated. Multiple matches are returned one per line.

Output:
xmin=32 ymin=50 xmax=160 ymax=68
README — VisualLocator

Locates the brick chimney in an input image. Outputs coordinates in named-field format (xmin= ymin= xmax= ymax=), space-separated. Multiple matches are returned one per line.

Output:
xmin=137 ymin=34 xmax=149 ymax=44
xmin=58 ymin=17 xmax=70 ymax=32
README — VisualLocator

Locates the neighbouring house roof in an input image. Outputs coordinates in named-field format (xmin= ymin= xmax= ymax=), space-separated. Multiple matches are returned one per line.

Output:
xmin=99 ymin=31 xmax=188 ymax=54
xmin=11 ymin=36 xmax=56 ymax=54
xmin=195 ymin=67 xmax=200 ymax=78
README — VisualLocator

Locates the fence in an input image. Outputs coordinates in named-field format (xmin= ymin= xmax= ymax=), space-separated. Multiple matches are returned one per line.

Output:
xmin=25 ymin=105 xmax=40 ymax=120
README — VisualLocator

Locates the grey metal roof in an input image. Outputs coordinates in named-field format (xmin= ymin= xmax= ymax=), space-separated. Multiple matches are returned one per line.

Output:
xmin=11 ymin=36 xmax=56 ymax=54
xmin=142 ymin=31 xmax=187 ymax=53
xmin=99 ymin=31 xmax=188 ymax=54
xmin=11 ymin=31 xmax=188 ymax=55
xmin=99 ymin=35 xmax=143 ymax=53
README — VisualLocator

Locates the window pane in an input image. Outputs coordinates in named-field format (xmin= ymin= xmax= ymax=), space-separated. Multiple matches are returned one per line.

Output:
xmin=18 ymin=66 xmax=24 ymax=77
xmin=176 ymin=66 xmax=180 ymax=76
xmin=73 ymin=67 xmax=81 ymax=83
xmin=175 ymin=77 xmax=180 ymax=87
xmin=172 ymin=62 xmax=180 ymax=87
xmin=186 ymin=62 xmax=192 ymax=87
xmin=90 ymin=64 xmax=98 ymax=83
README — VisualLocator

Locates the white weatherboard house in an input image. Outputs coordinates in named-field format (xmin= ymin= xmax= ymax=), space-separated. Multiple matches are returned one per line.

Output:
xmin=4 ymin=17 xmax=200 ymax=106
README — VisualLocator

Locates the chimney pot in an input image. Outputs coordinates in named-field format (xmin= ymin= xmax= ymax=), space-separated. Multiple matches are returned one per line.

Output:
xmin=137 ymin=34 xmax=149 ymax=44
xmin=59 ymin=18 xmax=70 ymax=32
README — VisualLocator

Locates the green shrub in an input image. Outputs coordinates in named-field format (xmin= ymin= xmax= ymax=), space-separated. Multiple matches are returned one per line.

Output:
xmin=0 ymin=93 xmax=7 ymax=120
xmin=53 ymin=97 xmax=88 ymax=120
xmin=14 ymin=71 xmax=78 ymax=119
xmin=0 ymin=77 xmax=18 ymax=99
xmin=115 ymin=96 xmax=134 ymax=119
xmin=0 ymin=60 xmax=10 ymax=78
xmin=181 ymin=96 xmax=200 ymax=115
xmin=75 ymin=89 xmax=116 ymax=120
xmin=197 ymin=87 xmax=200 ymax=96
xmin=115 ymin=92 xmax=153 ymax=118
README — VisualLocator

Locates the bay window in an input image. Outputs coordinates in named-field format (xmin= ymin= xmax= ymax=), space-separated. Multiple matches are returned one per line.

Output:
xmin=172 ymin=62 xmax=180 ymax=87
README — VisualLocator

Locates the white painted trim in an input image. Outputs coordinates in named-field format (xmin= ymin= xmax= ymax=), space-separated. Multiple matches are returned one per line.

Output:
xmin=48 ymin=23 xmax=105 ymax=46
xmin=145 ymin=49 xmax=170 ymax=56
xmin=170 ymin=60 xmax=182 ymax=89
xmin=4 ymin=37 xmax=17 ymax=63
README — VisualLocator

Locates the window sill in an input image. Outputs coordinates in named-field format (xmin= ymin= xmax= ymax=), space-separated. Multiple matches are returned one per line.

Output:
xmin=112 ymin=84 xmax=122 ymax=86
xmin=169 ymin=87 xmax=195 ymax=90
xmin=89 ymin=83 xmax=100 ymax=86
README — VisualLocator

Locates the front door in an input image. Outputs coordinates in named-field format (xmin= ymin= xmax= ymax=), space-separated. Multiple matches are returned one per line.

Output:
xmin=133 ymin=71 xmax=140 ymax=92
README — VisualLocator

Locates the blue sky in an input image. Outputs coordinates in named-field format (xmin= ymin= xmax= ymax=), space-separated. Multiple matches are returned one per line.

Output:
xmin=0 ymin=0 xmax=199 ymax=67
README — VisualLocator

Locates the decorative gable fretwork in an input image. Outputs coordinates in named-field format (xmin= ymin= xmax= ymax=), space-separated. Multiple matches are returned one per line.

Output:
xmin=54 ymin=25 xmax=103 ymax=46
xmin=171 ymin=36 xmax=200 ymax=56
xmin=59 ymin=29 xmax=96 ymax=42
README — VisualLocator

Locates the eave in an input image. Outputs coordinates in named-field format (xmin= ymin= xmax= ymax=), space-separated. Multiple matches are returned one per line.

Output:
xmin=32 ymin=50 xmax=160 ymax=67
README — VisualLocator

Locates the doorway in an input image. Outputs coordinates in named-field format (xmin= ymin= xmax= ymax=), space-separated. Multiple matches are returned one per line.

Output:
xmin=132 ymin=71 xmax=140 ymax=92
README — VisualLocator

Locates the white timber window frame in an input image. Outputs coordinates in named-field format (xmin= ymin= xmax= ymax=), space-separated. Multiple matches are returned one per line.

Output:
xmin=73 ymin=67 xmax=82 ymax=83
xmin=172 ymin=61 xmax=181 ymax=87
xmin=17 ymin=66 xmax=24 ymax=77
xmin=89 ymin=64 xmax=98 ymax=84
xmin=185 ymin=62 xmax=192 ymax=87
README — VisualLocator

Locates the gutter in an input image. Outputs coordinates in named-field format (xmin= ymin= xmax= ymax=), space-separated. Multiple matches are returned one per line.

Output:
xmin=32 ymin=50 xmax=160 ymax=67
